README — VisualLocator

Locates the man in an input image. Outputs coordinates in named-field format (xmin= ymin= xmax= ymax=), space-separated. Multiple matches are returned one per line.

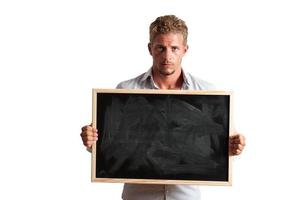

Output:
xmin=80 ymin=15 xmax=245 ymax=200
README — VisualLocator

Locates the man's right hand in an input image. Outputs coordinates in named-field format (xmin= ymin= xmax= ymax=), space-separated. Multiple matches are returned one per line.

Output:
xmin=80 ymin=125 xmax=98 ymax=148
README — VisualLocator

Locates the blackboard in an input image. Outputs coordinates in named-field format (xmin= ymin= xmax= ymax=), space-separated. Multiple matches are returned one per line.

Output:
xmin=92 ymin=89 xmax=233 ymax=185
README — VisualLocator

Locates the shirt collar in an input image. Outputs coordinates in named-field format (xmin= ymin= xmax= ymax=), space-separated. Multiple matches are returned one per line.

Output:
xmin=141 ymin=67 xmax=191 ymax=88
xmin=141 ymin=67 xmax=153 ymax=82
xmin=182 ymin=68 xmax=191 ymax=87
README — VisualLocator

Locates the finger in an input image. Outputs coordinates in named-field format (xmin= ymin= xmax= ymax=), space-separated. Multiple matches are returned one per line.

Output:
xmin=238 ymin=143 xmax=244 ymax=151
xmin=231 ymin=145 xmax=244 ymax=155
xmin=231 ymin=138 xmax=246 ymax=146
xmin=92 ymin=127 xmax=98 ymax=132
xmin=234 ymin=149 xmax=242 ymax=155
xmin=237 ymin=135 xmax=246 ymax=146
xmin=87 ymin=135 xmax=97 ymax=141
xmin=83 ymin=126 xmax=98 ymax=136
xmin=229 ymin=148 xmax=237 ymax=156
xmin=230 ymin=134 xmax=240 ymax=139
xmin=84 ymin=140 xmax=94 ymax=148
xmin=80 ymin=131 xmax=89 ymax=138
xmin=86 ymin=140 xmax=96 ymax=147
xmin=81 ymin=132 xmax=95 ymax=144
xmin=93 ymin=135 xmax=98 ymax=140
xmin=81 ymin=134 xmax=97 ymax=142
xmin=92 ymin=128 xmax=98 ymax=136
xmin=81 ymin=129 xmax=95 ymax=137
xmin=229 ymin=143 xmax=243 ymax=153
xmin=232 ymin=143 xmax=244 ymax=150
xmin=81 ymin=125 xmax=93 ymax=132
xmin=230 ymin=134 xmax=245 ymax=145
xmin=229 ymin=135 xmax=239 ymax=144
xmin=230 ymin=146 xmax=242 ymax=156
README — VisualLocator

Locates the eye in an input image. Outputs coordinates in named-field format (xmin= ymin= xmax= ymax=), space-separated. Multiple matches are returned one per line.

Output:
xmin=172 ymin=46 xmax=179 ymax=51
xmin=156 ymin=46 xmax=164 ymax=52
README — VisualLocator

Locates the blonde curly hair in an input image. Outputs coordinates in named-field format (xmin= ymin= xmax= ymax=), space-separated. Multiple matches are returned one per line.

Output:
xmin=149 ymin=15 xmax=188 ymax=44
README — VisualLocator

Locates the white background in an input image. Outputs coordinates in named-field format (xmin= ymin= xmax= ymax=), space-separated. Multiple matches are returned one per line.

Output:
xmin=1 ymin=0 xmax=301 ymax=199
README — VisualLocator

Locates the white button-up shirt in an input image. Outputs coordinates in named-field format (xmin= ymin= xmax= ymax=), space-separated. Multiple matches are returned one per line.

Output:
xmin=116 ymin=67 xmax=215 ymax=200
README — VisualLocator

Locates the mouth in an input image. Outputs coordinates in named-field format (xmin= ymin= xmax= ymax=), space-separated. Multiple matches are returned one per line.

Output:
xmin=161 ymin=63 xmax=173 ymax=67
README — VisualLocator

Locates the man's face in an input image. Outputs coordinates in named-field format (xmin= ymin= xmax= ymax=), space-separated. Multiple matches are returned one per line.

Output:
xmin=148 ymin=33 xmax=188 ymax=76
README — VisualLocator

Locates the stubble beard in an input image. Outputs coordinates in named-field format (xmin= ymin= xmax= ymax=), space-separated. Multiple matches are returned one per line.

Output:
xmin=159 ymin=68 xmax=176 ymax=76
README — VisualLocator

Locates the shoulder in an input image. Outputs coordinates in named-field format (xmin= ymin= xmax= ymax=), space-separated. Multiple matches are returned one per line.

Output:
xmin=116 ymin=72 xmax=148 ymax=89
xmin=185 ymin=72 xmax=216 ymax=90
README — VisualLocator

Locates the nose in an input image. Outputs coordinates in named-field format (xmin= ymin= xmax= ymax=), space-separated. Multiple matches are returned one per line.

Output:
xmin=162 ymin=48 xmax=172 ymax=61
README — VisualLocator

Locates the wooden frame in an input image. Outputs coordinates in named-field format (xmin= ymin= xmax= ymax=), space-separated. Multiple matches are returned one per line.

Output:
xmin=92 ymin=89 xmax=233 ymax=186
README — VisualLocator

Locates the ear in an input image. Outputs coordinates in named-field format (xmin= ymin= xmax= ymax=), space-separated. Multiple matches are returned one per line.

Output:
xmin=181 ymin=44 xmax=189 ymax=57
xmin=184 ymin=44 xmax=189 ymax=54
xmin=148 ymin=43 xmax=152 ymax=56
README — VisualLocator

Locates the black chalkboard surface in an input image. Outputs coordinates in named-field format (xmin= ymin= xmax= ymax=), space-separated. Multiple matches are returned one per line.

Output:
xmin=92 ymin=89 xmax=233 ymax=185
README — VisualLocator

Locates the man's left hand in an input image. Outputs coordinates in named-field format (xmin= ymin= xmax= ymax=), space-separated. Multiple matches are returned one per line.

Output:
xmin=229 ymin=133 xmax=246 ymax=156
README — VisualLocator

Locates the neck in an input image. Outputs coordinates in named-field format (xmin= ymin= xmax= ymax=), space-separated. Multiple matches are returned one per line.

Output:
xmin=152 ymin=67 xmax=184 ymax=90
